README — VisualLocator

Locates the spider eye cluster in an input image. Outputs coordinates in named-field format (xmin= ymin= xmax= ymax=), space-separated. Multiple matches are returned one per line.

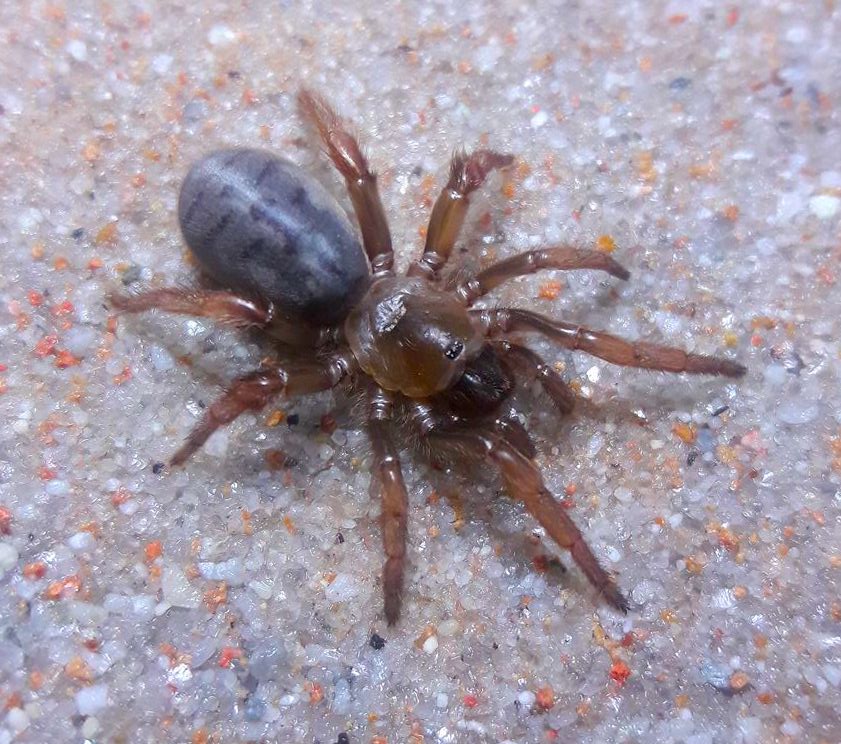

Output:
xmin=444 ymin=340 xmax=464 ymax=359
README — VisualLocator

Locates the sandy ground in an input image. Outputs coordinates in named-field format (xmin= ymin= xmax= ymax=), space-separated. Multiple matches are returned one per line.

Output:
xmin=1 ymin=1 xmax=840 ymax=742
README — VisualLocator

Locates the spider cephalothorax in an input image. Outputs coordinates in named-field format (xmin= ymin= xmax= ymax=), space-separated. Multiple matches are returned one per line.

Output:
xmin=113 ymin=90 xmax=745 ymax=625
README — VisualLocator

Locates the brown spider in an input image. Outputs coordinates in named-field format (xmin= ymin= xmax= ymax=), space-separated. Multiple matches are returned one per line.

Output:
xmin=112 ymin=89 xmax=746 ymax=625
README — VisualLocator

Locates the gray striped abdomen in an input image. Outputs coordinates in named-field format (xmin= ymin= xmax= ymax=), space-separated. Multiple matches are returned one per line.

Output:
xmin=178 ymin=149 xmax=370 ymax=326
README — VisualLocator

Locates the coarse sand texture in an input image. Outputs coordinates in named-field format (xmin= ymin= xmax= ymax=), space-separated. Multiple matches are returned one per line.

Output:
xmin=0 ymin=2 xmax=840 ymax=742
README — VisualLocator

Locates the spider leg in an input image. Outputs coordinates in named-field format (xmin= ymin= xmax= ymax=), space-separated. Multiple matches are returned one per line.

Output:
xmin=478 ymin=432 xmax=628 ymax=612
xmin=110 ymin=287 xmax=329 ymax=347
xmin=473 ymin=308 xmax=747 ymax=377
xmin=408 ymin=149 xmax=514 ymax=280
xmin=408 ymin=402 xmax=627 ymax=612
xmin=298 ymin=89 xmax=394 ymax=277
xmin=111 ymin=287 xmax=270 ymax=326
xmin=170 ymin=353 xmax=354 ymax=467
xmin=455 ymin=246 xmax=630 ymax=305
xmin=367 ymin=386 xmax=409 ymax=625
xmin=493 ymin=339 xmax=576 ymax=414
xmin=492 ymin=411 xmax=537 ymax=459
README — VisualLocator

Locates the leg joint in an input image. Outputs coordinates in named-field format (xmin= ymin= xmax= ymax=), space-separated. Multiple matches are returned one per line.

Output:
xmin=370 ymin=252 xmax=394 ymax=279
xmin=328 ymin=353 xmax=355 ymax=386
xmin=410 ymin=252 xmax=446 ymax=280
xmin=455 ymin=277 xmax=481 ymax=305
xmin=369 ymin=386 xmax=395 ymax=421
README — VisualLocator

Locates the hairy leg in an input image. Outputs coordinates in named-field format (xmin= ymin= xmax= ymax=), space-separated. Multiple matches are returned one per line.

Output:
xmin=170 ymin=353 xmax=354 ymax=466
xmin=407 ymin=402 xmax=627 ymax=611
xmin=111 ymin=287 xmax=330 ymax=347
xmin=298 ymin=89 xmax=394 ymax=277
xmin=493 ymin=339 xmax=576 ymax=414
xmin=455 ymin=246 xmax=630 ymax=305
xmin=476 ymin=432 xmax=628 ymax=611
xmin=367 ymin=386 xmax=409 ymax=625
xmin=408 ymin=149 xmax=514 ymax=280
xmin=112 ymin=287 xmax=271 ymax=326
xmin=474 ymin=308 xmax=747 ymax=377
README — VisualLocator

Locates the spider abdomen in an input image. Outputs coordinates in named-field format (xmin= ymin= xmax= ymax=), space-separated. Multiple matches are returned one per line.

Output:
xmin=178 ymin=148 xmax=370 ymax=326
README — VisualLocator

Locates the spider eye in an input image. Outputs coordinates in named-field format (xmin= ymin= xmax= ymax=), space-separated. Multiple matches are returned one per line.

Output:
xmin=444 ymin=340 xmax=464 ymax=360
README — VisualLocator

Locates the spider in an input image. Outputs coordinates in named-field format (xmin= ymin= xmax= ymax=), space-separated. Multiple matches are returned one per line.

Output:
xmin=112 ymin=89 xmax=746 ymax=625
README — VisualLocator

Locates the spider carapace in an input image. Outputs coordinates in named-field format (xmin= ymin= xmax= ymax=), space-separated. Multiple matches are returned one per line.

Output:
xmin=113 ymin=89 xmax=746 ymax=625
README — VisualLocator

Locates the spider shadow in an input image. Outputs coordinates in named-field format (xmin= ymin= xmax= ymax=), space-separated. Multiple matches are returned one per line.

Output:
xmin=420 ymin=446 xmax=605 ymax=611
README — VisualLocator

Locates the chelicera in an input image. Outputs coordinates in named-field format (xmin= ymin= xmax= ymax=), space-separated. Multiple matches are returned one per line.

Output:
xmin=113 ymin=90 xmax=746 ymax=625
